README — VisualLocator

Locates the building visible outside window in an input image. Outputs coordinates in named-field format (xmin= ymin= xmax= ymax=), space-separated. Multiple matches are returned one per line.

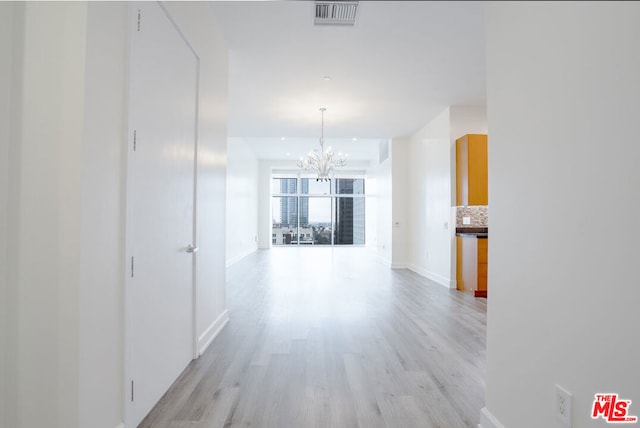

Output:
xmin=271 ymin=174 xmax=365 ymax=246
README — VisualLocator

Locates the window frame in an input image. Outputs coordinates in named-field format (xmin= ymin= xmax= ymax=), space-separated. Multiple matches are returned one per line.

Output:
xmin=271 ymin=171 xmax=366 ymax=247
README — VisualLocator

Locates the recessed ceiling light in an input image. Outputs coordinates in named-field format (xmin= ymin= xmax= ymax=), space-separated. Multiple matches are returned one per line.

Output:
xmin=352 ymin=137 xmax=357 ymax=141
xmin=281 ymin=137 xmax=286 ymax=140
xmin=285 ymin=152 xmax=291 ymax=156
xmin=323 ymin=75 xmax=331 ymax=81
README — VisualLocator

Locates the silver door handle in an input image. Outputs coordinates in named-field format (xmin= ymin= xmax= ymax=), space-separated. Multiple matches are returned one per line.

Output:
xmin=186 ymin=244 xmax=199 ymax=253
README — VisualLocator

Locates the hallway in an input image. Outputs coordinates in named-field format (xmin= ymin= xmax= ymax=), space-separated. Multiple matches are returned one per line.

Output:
xmin=140 ymin=248 xmax=487 ymax=427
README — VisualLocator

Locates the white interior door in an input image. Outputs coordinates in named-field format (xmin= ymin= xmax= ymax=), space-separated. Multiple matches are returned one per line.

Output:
xmin=125 ymin=2 xmax=199 ymax=426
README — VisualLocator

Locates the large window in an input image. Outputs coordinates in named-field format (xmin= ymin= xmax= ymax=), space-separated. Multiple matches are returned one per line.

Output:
xmin=271 ymin=174 xmax=365 ymax=246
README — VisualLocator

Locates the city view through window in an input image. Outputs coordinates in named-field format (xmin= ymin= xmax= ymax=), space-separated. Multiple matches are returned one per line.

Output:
xmin=271 ymin=175 xmax=365 ymax=246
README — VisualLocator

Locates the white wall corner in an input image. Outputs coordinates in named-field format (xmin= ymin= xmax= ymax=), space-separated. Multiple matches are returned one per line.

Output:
xmin=408 ymin=264 xmax=454 ymax=289
xmin=407 ymin=264 xmax=429 ymax=278
xmin=198 ymin=310 xmax=229 ymax=356
xmin=479 ymin=407 xmax=505 ymax=428
xmin=376 ymin=255 xmax=391 ymax=268
xmin=390 ymin=262 xmax=408 ymax=269
xmin=225 ymin=245 xmax=257 ymax=268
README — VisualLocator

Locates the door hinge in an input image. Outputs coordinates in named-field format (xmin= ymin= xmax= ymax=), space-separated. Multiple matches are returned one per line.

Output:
xmin=131 ymin=256 xmax=135 ymax=278
xmin=137 ymin=10 xmax=141 ymax=32
xmin=131 ymin=380 xmax=134 ymax=402
xmin=133 ymin=130 xmax=137 ymax=151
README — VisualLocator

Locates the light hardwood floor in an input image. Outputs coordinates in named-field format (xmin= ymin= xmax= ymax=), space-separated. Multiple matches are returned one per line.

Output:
xmin=140 ymin=247 xmax=487 ymax=427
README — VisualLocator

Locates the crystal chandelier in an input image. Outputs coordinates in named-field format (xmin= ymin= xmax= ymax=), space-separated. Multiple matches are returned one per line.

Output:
xmin=297 ymin=108 xmax=347 ymax=182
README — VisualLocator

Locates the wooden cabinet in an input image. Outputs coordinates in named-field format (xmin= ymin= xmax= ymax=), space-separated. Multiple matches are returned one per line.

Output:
xmin=476 ymin=238 xmax=488 ymax=297
xmin=456 ymin=134 xmax=488 ymax=206
xmin=456 ymin=236 xmax=488 ymax=297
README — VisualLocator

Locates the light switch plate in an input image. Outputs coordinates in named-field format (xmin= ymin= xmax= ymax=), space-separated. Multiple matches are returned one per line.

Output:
xmin=462 ymin=216 xmax=471 ymax=225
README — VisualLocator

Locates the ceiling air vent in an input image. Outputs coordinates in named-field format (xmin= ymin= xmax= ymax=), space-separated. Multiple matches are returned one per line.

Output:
xmin=314 ymin=1 xmax=359 ymax=26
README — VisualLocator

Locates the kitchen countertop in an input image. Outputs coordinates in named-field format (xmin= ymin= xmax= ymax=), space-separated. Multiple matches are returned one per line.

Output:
xmin=455 ymin=227 xmax=488 ymax=238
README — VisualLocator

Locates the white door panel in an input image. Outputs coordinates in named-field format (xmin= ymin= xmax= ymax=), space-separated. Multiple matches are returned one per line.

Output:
xmin=125 ymin=2 xmax=199 ymax=426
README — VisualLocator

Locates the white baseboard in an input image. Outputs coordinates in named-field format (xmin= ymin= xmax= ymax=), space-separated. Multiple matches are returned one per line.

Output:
xmin=479 ymin=407 xmax=505 ymax=428
xmin=376 ymin=255 xmax=391 ymax=267
xmin=226 ymin=246 xmax=257 ymax=268
xmin=198 ymin=310 xmax=229 ymax=356
xmin=407 ymin=264 xmax=454 ymax=289
xmin=390 ymin=262 xmax=408 ymax=269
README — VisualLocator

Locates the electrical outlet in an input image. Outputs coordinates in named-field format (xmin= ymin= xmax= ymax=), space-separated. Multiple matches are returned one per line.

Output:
xmin=462 ymin=216 xmax=471 ymax=225
xmin=554 ymin=384 xmax=572 ymax=426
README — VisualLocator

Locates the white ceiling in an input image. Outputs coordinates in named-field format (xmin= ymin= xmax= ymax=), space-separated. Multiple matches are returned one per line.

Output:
xmin=210 ymin=1 xmax=486 ymax=161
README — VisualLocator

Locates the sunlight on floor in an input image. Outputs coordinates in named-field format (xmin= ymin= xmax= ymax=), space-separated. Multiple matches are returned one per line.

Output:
xmin=266 ymin=247 xmax=392 ymax=323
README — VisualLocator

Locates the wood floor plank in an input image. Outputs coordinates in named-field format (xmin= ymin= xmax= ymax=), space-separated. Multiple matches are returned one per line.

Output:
xmin=192 ymin=387 xmax=241 ymax=428
xmin=140 ymin=248 xmax=486 ymax=427
xmin=219 ymin=364 xmax=269 ymax=427
xmin=377 ymin=393 xmax=435 ymax=428
xmin=343 ymin=352 xmax=387 ymax=428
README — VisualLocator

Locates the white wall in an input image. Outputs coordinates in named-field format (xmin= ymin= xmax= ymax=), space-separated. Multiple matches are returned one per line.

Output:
xmin=4 ymin=3 xmax=88 ymax=426
xmin=2 ymin=3 xmax=228 ymax=427
xmin=402 ymin=106 xmax=486 ymax=289
xmin=78 ymin=3 xmax=128 ymax=427
xmin=365 ymin=175 xmax=378 ymax=251
xmin=371 ymin=156 xmax=392 ymax=265
xmin=450 ymin=106 xmax=488 ymax=142
xmin=484 ymin=3 xmax=640 ymax=428
xmin=257 ymin=160 xmax=273 ymax=249
xmin=226 ymin=137 xmax=259 ymax=265
xmin=406 ymin=108 xmax=452 ymax=286
xmin=391 ymin=139 xmax=410 ymax=267
xmin=0 ymin=3 xmax=13 ymax=427
xmin=164 ymin=0 xmax=229 ymax=358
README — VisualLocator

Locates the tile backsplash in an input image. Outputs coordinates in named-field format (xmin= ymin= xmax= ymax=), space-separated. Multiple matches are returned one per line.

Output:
xmin=456 ymin=205 xmax=488 ymax=228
